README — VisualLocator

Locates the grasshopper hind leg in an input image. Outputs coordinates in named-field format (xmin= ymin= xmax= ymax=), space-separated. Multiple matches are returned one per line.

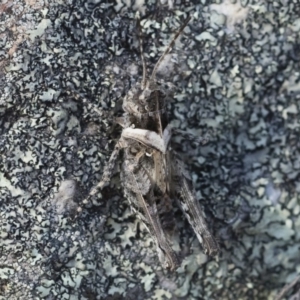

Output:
xmin=169 ymin=153 xmax=219 ymax=256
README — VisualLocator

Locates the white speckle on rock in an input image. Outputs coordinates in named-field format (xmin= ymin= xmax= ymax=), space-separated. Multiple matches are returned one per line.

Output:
xmin=53 ymin=180 xmax=77 ymax=214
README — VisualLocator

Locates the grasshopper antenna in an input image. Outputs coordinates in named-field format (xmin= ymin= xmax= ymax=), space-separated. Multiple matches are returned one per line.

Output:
xmin=150 ymin=16 xmax=191 ymax=82
xmin=137 ymin=17 xmax=147 ymax=89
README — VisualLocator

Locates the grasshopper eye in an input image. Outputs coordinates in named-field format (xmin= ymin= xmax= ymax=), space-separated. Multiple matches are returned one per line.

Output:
xmin=130 ymin=147 xmax=138 ymax=154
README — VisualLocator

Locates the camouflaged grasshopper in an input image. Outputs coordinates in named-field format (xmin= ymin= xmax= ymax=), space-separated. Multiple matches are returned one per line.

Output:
xmin=82 ymin=16 xmax=219 ymax=270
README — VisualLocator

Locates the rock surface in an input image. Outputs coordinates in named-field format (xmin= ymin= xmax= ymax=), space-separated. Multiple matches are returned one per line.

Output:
xmin=0 ymin=0 xmax=299 ymax=299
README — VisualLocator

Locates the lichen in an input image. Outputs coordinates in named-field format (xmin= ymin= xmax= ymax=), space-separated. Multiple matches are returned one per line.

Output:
xmin=0 ymin=0 xmax=299 ymax=299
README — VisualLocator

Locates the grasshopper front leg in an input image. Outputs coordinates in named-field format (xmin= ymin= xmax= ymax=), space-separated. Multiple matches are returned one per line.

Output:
xmin=76 ymin=139 xmax=125 ymax=216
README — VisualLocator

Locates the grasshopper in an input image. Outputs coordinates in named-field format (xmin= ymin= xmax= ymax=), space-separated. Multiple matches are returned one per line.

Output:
xmin=81 ymin=16 xmax=219 ymax=270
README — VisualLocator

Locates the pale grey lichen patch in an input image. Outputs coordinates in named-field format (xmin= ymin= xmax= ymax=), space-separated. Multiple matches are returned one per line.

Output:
xmin=52 ymin=179 xmax=77 ymax=215
xmin=210 ymin=0 xmax=249 ymax=33
xmin=195 ymin=31 xmax=217 ymax=43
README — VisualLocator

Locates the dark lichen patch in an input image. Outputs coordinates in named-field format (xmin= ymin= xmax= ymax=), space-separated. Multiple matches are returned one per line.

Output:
xmin=0 ymin=0 xmax=300 ymax=299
